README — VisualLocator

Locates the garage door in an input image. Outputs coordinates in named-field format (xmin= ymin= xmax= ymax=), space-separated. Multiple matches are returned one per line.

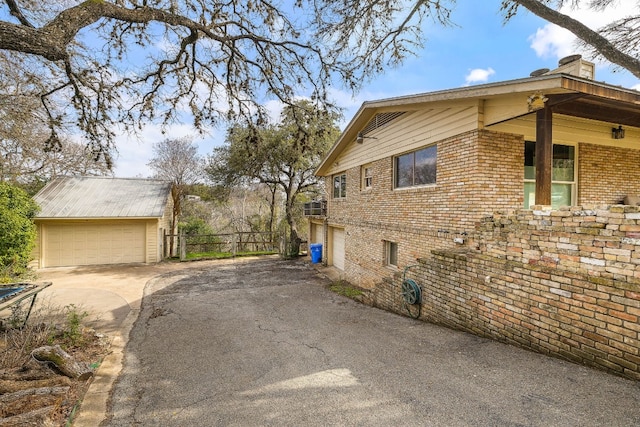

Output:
xmin=310 ymin=221 xmax=324 ymax=244
xmin=43 ymin=221 xmax=146 ymax=267
xmin=331 ymin=227 xmax=345 ymax=270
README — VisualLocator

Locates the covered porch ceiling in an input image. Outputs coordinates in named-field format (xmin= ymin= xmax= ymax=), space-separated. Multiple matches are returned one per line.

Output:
xmin=548 ymin=79 xmax=640 ymax=128
xmin=534 ymin=79 xmax=640 ymax=206
xmin=549 ymin=94 xmax=640 ymax=128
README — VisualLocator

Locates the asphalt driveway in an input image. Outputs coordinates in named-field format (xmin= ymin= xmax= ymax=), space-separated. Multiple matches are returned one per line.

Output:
xmin=103 ymin=257 xmax=640 ymax=426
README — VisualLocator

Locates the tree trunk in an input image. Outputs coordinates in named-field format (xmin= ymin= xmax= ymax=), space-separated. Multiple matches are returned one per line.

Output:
xmin=31 ymin=345 xmax=93 ymax=381
xmin=0 ymin=378 xmax=70 ymax=394
xmin=268 ymin=185 xmax=277 ymax=234
xmin=285 ymin=200 xmax=301 ymax=257
xmin=170 ymin=184 xmax=182 ymax=257
xmin=0 ymin=386 xmax=70 ymax=404
xmin=288 ymin=229 xmax=302 ymax=257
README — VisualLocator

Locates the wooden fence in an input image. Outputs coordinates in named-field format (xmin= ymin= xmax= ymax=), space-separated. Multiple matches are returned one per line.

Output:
xmin=163 ymin=231 xmax=282 ymax=260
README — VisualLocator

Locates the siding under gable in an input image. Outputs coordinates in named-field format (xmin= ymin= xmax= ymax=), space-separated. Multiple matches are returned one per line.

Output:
xmin=325 ymin=102 xmax=479 ymax=176
xmin=483 ymin=91 xmax=563 ymax=126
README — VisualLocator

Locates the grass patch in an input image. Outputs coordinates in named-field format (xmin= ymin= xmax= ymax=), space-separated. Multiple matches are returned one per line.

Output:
xmin=329 ymin=281 xmax=364 ymax=299
xmin=185 ymin=251 xmax=233 ymax=260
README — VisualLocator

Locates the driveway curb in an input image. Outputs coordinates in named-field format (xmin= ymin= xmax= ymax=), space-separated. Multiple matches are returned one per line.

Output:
xmin=33 ymin=262 xmax=212 ymax=426
xmin=72 ymin=306 xmax=138 ymax=426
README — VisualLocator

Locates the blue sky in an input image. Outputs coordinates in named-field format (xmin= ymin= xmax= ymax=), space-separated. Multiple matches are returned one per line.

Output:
xmin=113 ymin=0 xmax=640 ymax=177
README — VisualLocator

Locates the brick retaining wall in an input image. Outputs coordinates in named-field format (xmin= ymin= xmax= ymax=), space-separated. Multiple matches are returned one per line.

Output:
xmin=367 ymin=205 xmax=640 ymax=380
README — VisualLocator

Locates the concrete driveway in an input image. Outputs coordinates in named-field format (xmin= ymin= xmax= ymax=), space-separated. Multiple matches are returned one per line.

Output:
xmin=37 ymin=261 xmax=205 ymax=334
xmin=93 ymin=257 xmax=640 ymax=427
xmin=36 ymin=259 xmax=222 ymax=426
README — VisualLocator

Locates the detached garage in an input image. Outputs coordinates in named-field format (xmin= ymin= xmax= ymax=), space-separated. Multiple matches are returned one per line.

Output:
xmin=32 ymin=176 xmax=173 ymax=268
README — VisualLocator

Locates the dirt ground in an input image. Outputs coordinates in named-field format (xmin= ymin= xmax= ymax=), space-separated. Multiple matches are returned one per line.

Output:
xmin=1 ymin=258 xmax=239 ymax=426
xmin=0 ymin=327 xmax=111 ymax=426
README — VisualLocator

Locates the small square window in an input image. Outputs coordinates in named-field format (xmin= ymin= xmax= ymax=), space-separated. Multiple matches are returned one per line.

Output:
xmin=362 ymin=165 xmax=372 ymax=190
xmin=385 ymin=241 xmax=398 ymax=267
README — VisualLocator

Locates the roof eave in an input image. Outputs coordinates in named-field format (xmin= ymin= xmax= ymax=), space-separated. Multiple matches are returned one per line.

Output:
xmin=34 ymin=216 xmax=163 ymax=220
xmin=315 ymin=74 xmax=640 ymax=176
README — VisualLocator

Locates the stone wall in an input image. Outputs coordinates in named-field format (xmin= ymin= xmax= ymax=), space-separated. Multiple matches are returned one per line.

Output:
xmin=367 ymin=205 xmax=640 ymax=380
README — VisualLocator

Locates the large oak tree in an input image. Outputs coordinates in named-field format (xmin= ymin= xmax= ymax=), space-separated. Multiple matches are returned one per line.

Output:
xmin=0 ymin=0 xmax=454 ymax=162
xmin=207 ymin=100 xmax=340 ymax=256
xmin=0 ymin=1 xmax=637 ymax=165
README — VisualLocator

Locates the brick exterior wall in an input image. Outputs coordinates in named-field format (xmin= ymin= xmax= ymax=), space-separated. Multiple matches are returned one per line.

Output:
xmin=364 ymin=206 xmax=640 ymax=380
xmin=318 ymin=129 xmax=640 ymax=380
xmin=578 ymin=143 xmax=640 ymax=205
xmin=325 ymin=129 xmax=523 ymax=287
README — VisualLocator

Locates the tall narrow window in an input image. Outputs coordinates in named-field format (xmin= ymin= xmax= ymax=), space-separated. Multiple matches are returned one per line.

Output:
xmin=333 ymin=173 xmax=346 ymax=199
xmin=385 ymin=241 xmax=398 ymax=267
xmin=362 ymin=165 xmax=373 ymax=190
xmin=524 ymin=141 xmax=575 ymax=208
xmin=395 ymin=145 xmax=437 ymax=188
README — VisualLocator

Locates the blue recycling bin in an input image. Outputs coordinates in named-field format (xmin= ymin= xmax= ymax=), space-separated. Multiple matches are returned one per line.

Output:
xmin=310 ymin=243 xmax=323 ymax=264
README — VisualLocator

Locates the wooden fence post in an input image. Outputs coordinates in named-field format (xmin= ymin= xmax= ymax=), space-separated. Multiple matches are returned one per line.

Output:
xmin=162 ymin=229 xmax=167 ymax=259
xmin=180 ymin=231 xmax=186 ymax=261
xmin=232 ymin=233 xmax=237 ymax=257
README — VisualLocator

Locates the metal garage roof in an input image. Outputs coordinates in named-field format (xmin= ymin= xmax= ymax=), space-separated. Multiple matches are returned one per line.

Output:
xmin=34 ymin=176 xmax=172 ymax=219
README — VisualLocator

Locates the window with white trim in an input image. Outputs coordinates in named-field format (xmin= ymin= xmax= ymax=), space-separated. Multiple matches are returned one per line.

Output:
xmin=333 ymin=173 xmax=346 ymax=199
xmin=395 ymin=145 xmax=437 ymax=188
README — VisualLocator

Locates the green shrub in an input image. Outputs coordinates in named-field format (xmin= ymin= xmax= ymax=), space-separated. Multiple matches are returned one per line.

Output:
xmin=61 ymin=304 xmax=89 ymax=347
xmin=0 ymin=182 xmax=39 ymax=282
xmin=179 ymin=217 xmax=215 ymax=236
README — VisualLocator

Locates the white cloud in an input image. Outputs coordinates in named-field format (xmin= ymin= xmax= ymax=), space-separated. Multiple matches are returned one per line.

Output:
xmin=529 ymin=25 xmax=575 ymax=60
xmin=464 ymin=67 xmax=496 ymax=86
xmin=528 ymin=1 xmax=635 ymax=63
xmin=263 ymin=99 xmax=286 ymax=123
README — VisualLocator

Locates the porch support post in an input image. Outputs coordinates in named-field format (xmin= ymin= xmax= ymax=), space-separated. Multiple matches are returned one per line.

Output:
xmin=535 ymin=105 xmax=553 ymax=206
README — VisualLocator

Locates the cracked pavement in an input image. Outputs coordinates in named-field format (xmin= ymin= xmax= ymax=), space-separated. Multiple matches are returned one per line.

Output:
xmin=103 ymin=256 xmax=640 ymax=426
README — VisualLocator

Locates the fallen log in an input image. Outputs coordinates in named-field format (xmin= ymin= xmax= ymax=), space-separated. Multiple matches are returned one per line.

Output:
xmin=30 ymin=345 xmax=93 ymax=381
xmin=0 ymin=377 xmax=70 ymax=394
xmin=0 ymin=360 xmax=58 ymax=381
xmin=0 ymin=386 xmax=70 ymax=404
xmin=0 ymin=405 xmax=55 ymax=426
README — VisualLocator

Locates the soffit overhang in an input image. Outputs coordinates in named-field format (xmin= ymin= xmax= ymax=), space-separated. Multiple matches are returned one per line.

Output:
xmin=316 ymin=74 xmax=640 ymax=176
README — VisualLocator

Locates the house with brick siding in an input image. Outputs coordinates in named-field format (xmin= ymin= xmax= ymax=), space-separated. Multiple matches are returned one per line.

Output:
xmin=307 ymin=56 xmax=640 ymax=380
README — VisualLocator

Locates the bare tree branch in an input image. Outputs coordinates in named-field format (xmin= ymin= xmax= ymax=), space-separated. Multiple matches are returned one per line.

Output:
xmin=5 ymin=0 xmax=33 ymax=28
xmin=0 ymin=0 xmax=451 ymax=156
xmin=503 ymin=0 xmax=640 ymax=79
